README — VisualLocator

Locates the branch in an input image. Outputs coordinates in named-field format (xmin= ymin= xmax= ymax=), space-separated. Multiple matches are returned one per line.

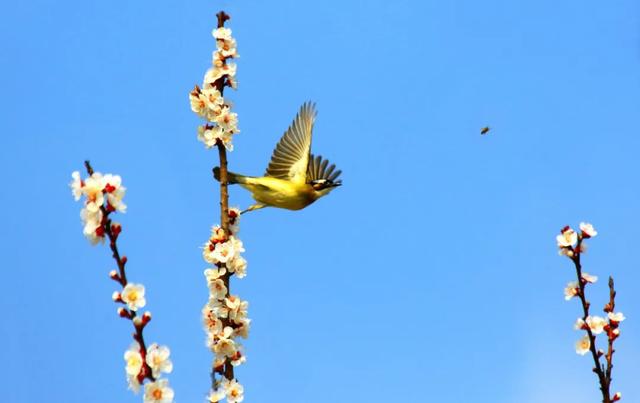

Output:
xmin=84 ymin=160 xmax=155 ymax=384
xmin=213 ymin=10 xmax=234 ymax=384
xmin=571 ymin=238 xmax=610 ymax=402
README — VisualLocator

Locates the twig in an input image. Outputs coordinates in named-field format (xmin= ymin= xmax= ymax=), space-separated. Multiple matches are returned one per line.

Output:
xmin=571 ymin=236 xmax=610 ymax=402
xmin=84 ymin=160 xmax=155 ymax=384
xmin=211 ymin=10 xmax=235 ymax=383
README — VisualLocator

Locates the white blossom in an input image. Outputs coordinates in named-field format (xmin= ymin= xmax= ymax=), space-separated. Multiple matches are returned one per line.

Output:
xmin=223 ymin=379 xmax=244 ymax=403
xmin=212 ymin=27 xmax=233 ymax=41
xmin=124 ymin=343 xmax=143 ymax=377
xmin=225 ymin=295 xmax=248 ymax=323
xmin=586 ymin=316 xmax=607 ymax=334
xmin=144 ymin=379 xmax=174 ymax=403
xmin=103 ymin=173 xmax=126 ymax=212
xmin=212 ymin=326 xmax=237 ymax=358
xmin=579 ymin=222 xmax=598 ymax=238
xmin=209 ymin=279 xmax=228 ymax=300
xmin=608 ymin=312 xmax=625 ymax=323
xmin=581 ymin=272 xmax=598 ymax=284
xmin=207 ymin=389 xmax=226 ymax=403
xmin=70 ymin=171 xmax=83 ymax=200
xmin=202 ymin=304 xmax=224 ymax=335
xmin=146 ymin=344 xmax=173 ymax=378
xmin=557 ymin=227 xmax=577 ymax=248
xmin=215 ymin=107 xmax=239 ymax=133
xmin=228 ymin=256 xmax=247 ymax=278
xmin=122 ymin=283 xmax=146 ymax=311
xmin=564 ymin=281 xmax=579 ymax=301
xmin=575 ymin=335 xmax=591 ymax=355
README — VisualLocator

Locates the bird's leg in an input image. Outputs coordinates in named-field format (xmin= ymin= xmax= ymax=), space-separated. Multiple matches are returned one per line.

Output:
xmin=241 ymin=204 xmax=266 ymax=215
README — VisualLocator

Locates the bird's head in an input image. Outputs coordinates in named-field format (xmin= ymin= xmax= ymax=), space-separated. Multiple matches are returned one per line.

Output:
xmin=310 ymin=178 xmax=342 ymax=196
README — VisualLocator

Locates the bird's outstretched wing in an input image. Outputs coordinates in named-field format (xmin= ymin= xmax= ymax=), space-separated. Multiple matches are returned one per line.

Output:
xmin=307 ymin=154 xmax=342 ymax=184
xmin=265 ymin=102 xmax=316 ymax=184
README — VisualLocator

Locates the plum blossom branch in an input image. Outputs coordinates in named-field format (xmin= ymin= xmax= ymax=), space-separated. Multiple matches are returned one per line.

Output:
xmin=70 ymin=161 xmax=174 ymax=402
xmin=190 ymin=11 xmax=249 ymax=403
xmin=557 ymin=223 xmax=623 ymax=403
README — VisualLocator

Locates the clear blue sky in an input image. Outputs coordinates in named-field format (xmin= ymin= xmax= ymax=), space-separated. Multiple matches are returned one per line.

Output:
xmin=1 ymin=1 xmax=640 ymax=402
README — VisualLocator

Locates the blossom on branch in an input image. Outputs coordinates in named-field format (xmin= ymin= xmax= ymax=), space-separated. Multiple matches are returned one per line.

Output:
xmin=190 ymin=22 xmax=240 ymax=151
xmin=71 ymin=163 xmax=174 ymax=401
xmin=579 ymin=222 xmax=598 ymax=238
xmin=144 ymin=379 xmax=175 ymax=403
xmin=557 ymin=222 xmax=624 ymax=401
xmin=575 ymin=335 xmax=591 ymax=355
xmin=146 ymin=344 xmax=174 ymax=378
xmin=122 ymin=283 xmax=147 ymax=311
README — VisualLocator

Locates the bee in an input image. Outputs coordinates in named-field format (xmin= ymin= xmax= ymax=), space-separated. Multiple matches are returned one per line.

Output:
xmin=480 ymin=126 xmax=490 ymax=135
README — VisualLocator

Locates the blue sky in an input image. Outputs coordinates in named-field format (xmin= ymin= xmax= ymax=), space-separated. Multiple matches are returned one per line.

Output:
xmin=2 ymin=0 xmax=640 ymax=402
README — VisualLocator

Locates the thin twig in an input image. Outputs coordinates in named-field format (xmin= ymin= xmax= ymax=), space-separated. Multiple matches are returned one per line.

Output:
xmin=605 ymin=277 xmax=617 ymax=391
xmin=84 ymin=160 xmax=155 ymax=383
xmin=571 ymin=237 xmax=610 ymax=403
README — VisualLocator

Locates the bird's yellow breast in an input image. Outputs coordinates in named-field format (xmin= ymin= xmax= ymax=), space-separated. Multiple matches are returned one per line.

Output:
xmin=240 ymin=177 xmax=317 ymax=210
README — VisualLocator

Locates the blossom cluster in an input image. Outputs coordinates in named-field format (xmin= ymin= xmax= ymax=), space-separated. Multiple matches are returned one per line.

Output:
xmin=70 ymin=170 xmax=126 ymax=245
xmin=190 ymin=26 xmax=240 ymax=150
xmin=557 ymin=222 xmax=623 ymax=401
xmin=202 ymin=208 xmax=249 ymax=402
xmin=71 ymin=167 xmax=175 ymax=402
xmin=124 ymin=340 xmax=175 ymax=402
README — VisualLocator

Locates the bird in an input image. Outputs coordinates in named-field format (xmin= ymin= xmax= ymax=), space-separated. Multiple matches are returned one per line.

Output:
xmin=480 ymin=126 xmax=490 ymax=135
xmin=213 ymin=102 xmax=342 ymax=213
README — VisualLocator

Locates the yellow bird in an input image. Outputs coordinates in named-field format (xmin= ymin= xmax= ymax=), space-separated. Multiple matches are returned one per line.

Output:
xmin=213 ymin=102 xmax=342 ymax=213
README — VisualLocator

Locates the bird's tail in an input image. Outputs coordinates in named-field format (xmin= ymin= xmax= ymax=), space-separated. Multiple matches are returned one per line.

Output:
xmin=213 ymin=167 xmax=249 ymax=184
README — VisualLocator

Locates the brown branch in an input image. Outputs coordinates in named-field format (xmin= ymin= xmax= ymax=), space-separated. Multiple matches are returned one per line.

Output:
xmin=84 ymin=160 xmax=155 ymax=384
xmin=211 ymin=10 xmax=235 ymax=384
xmin=571 ymin=237 xmax=611 ymax=403
xmin=604 ymin=277 xmax=617 ymax=391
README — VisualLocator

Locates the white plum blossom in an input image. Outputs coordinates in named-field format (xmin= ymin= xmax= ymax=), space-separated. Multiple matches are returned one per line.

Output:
xmin=124 ymin=343 xmax=143 ymax=377
xmin=80 ymin=208 xmax=104 ymax=245
xmin=143 ymin=378 xmax=174 ymax=403
xmin=103 ymin=173 xmax=127 ymax=212
xmin=212 ymin=327 xmax=238 ymax=357
xmin=581 ymin=272 xmax=598 ymax=284
xmin=223 ymin=379 xmax=245 ymax=403
xmin=586 ymin=316 xmax=607 ymax=334
xmin=574 ymin=318 xmax=586 ymax=330
xmin=124 ymin=343 xmax=143 ymax=393
xmin=70 ymin=170 xmax=127 ymax=245
xmin=204 ymin=237 xmax=244 ymax=265
xmin=213 ymin=27 xmax=232 ymax=41
xmin=190 ymin=89 xmax=208 ymax=118
xmin=215 ymin=107 xmax=239 ymax=133
xmin=580 ymin=222 xmax=598 ymax=238
xmin=608 ymin=312 xmax=625 ymax=323
xmin=207 ymin=389 xmax=226 ymax=403
xmin=228 ymin=256 xmax=247 ymax=278
xmin=224 ymin=295 xmax=248 ymax=322
xmin=70 ymin=171 xmax=83 ymax=200
xmin=575 ymin=335 xmax=591 ymax=355
xmin=121 ymin=283 xmax=146 ymax=311
xmin=234 ymin=318 xmax=251 ymax=339
xmin=146 ymin=344 xmax=173 ymax=378
xmin=82 ymin=172 xmax=106 ymax=209
xmin=209 ymin=279 xmax=228 ymax=300
xmin=557 ymin=227 xmax=578 ymax=248
xmin=564 ymin=281 xmax=579 ymax=301
xmin=203 ymin=304 xmax=224 ymax=335
xmin=230 ymin=351 xmax=246 ymax=367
